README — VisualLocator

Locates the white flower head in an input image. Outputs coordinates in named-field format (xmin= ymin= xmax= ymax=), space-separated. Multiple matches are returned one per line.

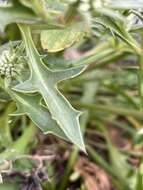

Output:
xmin=0 ymin=47 xmax=24 ymax=78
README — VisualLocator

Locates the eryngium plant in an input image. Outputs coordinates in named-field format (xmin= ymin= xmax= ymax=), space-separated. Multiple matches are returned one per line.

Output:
xmin=0 ymin=0 xmax=89 ymax=153
xmin=0 ymin=0 xmax=143 ymax=189
xmin=0 ymin=44 xmax=24 ymax=78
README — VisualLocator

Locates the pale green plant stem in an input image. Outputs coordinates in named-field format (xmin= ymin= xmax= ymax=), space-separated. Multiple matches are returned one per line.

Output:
xmin=123 ymin=32 xmax=143 ymax=111
xmin=0 ymin=123 xmax=36 ymax=162
xmin=0 ymin=77 xmax=37 ymax=160
xmin=138 ymin=54 xmax=143 ymax=110
xmin=138 ymin=32 xmax=143 ymax=110
xmin=90 ymin=50 xmax=128 ymax=70
xmin=64 ymin=0 xmax=80 ymax=24
xmin=2 ymin=103 xmax=15 ymax=144
xmin=31 ymin=0 xmax=49 ymax=20
xmin=73 ymin=101 xmax=143 ymax=119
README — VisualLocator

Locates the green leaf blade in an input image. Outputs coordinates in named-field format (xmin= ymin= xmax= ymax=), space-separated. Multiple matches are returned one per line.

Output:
xmin=0 ymin=4 xmax=39 ymax=32
xmin=14 ymin=24 xmax=86 ymax=152
xmin=41 ymin=22 xmax=89 ymax=52
xmin=8 ymin=89 xmax=68 ymax=140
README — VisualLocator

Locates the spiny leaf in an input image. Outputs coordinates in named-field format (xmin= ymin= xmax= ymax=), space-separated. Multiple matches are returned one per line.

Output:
xmin=13 ymin=24 xmax=86 ymax=152
xmin=8 ymin=88 xmax=68 ymax=140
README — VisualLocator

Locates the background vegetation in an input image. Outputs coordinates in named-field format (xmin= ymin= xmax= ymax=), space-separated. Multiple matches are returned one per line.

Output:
xmin=0 ymin=0 xmax=143 ymax=190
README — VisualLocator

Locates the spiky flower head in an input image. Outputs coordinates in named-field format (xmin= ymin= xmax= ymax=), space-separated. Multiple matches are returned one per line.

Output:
xmin=0 ymin=43 xmax=25 ymax=79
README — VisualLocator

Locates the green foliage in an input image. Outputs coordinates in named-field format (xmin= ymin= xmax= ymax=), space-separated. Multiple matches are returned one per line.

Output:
xmin=0 ymin=3 xmax=39 ymax=32
xmin=41 ymin=22 xmax=89 ymax=52
xmin=12 ymin=24 xmax=86 ymax=151
xmin=0 ymin=0 xmax=143 ymax=189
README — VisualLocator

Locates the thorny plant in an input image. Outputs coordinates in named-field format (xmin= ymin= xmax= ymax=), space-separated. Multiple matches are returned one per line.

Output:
xmin=0 ymin=0 xmax=143 ymax=190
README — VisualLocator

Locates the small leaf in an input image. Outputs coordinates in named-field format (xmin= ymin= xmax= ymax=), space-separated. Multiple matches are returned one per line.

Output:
xmin=13 ymin=24 xmax=86 ymax=152
xmin=41 ymin=22 xmax=89 ymax=52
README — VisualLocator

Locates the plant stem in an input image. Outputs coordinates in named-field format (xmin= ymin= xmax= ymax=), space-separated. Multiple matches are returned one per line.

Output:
xmin=73 ymin=101 xmax=143 ymax=118
xmin=0 ymin=123 xmax=37 ymax=162
xmin=64 ymin=0 xmax=80 ymax=24
xmin=138 ymin=53 xmax=143 ymax=110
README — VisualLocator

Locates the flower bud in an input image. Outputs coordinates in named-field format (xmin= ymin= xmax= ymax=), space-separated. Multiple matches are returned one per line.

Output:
xmin=0 ymin=49 xmax=23 ymax=78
